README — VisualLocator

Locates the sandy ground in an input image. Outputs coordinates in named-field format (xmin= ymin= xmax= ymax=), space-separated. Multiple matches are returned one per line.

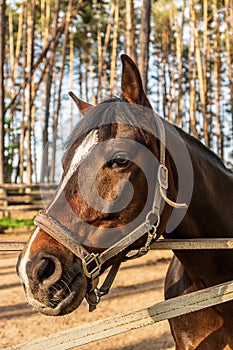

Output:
xmin=0 ymin=230 xmax=175 ymax=350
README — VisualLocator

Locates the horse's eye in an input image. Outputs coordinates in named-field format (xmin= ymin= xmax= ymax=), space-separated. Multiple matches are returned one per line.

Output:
xmin=107 ymin=154 xmax=130 ymax=168
xmin=114 ymin=156 xmax=129 ymax=166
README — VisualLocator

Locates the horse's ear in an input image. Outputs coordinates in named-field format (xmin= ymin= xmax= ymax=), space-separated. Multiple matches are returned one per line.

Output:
xmin=69 ymin=91 xmax=94 ymax=116
xmin=121 ymin=54 xmax=152 ymax=109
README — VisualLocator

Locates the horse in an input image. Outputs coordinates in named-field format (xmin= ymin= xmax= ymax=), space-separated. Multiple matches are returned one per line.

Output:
xmin=17 ymin=54 xmax=233 ymax=349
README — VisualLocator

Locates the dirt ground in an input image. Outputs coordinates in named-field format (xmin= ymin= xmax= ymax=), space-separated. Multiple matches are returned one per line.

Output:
xmin=0 ymin=229 xmax=175 ymax=350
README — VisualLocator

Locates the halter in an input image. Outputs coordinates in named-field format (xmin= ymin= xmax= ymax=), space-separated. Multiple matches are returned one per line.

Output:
xmin=34 ymin=116 xmax=187 ymax=311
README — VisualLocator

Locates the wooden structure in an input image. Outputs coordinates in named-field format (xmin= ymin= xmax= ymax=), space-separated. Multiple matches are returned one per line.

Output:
xmin=0 ymin=184 xmax=57 ymax=219
xmin=1 ymin=238 xmax=233 ymax=350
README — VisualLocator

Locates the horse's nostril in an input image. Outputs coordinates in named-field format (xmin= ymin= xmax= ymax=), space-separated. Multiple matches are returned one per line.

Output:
xmin=33 ymin=255 xmax=62 ymax=286
xmin=37 ymin=258 xmax=56 ymax=283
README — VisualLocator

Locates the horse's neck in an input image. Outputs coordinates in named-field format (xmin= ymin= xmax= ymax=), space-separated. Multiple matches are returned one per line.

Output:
xmin=168 ymin=128 xmax=233 ymax=239
xmin=166 ymin=128 xmax=233 ymax=288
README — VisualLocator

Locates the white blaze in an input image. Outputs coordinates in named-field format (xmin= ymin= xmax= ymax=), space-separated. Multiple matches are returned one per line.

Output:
xmin=18 ymin=129 xmax=99 ymax=290
xmin=18 ymin=227 xmax=40 ymax=289
xmin=47 ymin=129 xmax=99 ymax=211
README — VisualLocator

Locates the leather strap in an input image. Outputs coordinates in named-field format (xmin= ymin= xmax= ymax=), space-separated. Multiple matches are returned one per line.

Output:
xmin=34 ymin=213 xmax=90 ymax=261
xmin=85 ymin=261 xmax=121 ymax=312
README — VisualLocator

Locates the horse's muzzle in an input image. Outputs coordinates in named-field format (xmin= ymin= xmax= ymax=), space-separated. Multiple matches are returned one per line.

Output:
xmin=17 ymin=251 xmax=88 ymax=316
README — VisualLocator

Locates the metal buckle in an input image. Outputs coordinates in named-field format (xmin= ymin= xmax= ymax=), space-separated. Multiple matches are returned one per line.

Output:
xmin=158 ymin=164 xmax=168 ymax=190
xmin=82 ymin=253 xmax=101 ymax=279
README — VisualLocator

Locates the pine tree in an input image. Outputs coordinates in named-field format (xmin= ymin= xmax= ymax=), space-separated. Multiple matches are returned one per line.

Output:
xmin=0 ymin=0 xmax=5 ymax=185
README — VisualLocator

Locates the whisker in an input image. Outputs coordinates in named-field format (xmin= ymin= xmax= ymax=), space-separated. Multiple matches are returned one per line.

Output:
xmin=60 ymin=278 xmax=72 ymax=295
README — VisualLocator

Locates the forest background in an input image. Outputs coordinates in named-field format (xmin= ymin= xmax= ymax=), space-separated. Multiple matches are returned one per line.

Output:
xmin=0 ymin=0 xmax=233 ymax=186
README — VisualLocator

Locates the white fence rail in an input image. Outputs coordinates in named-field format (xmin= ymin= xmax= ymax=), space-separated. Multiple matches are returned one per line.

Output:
xmin=2 ymin=238 xmax=233 ymax=251
xmin=4 ymin=280 xmax=233 ymax=350
xmin=2 ymin=238 xmax=233 ymax=350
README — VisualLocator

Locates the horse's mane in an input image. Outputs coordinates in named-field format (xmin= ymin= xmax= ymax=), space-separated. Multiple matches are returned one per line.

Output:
xmin=176 ymin=125 xmax=233 ymax=175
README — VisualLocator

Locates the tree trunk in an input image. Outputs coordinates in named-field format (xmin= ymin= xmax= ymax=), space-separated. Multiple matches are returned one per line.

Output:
xmin=25 ymin=0 xmax=36 ymax=185
xmin=19 ymin=4 xmax=27 ymax=184
xmin=0 ymin=0 xmax=5 ymax=186
xmin=161 ymin=25 xmax=169 ymax=119
xmin=213 ymin=0 xmax=222 ymax=158
xmin=188 ymin=9 xmax=198 ymax=138
xmin=139 ymin=0 xmax=151 ymax=92
xmin=8 ymin=8 xmax=14 ymax=84
xmin=41 ymin=0 xmax=60 ymax=183
xmin=96 ymin=2 xmax=102 ymax=102
xmin=69 ymin=30 xmax=74 ymax=129
xmin=174 ymin=2 xmax=185 ymax=126
xmin=102 ymin=3 xmax=115 ymax=97
xmin=190 ymin=0 xmax=209 ymax=146
xmin=14 ymin=2 xmax=24 ymax=83
xmin=225 ymin=0 xmax=233 ymax=140
xmin=109 ymin=0 xmax=119 ymax=96
xmin=125 ymin=0 xmax=137 ymax=63
xmin=50 ymin=0 xmax=75 ymax=182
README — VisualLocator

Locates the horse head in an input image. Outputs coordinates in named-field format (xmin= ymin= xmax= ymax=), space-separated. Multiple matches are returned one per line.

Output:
xmin=17 ymin=55 xmax=181 ymax=316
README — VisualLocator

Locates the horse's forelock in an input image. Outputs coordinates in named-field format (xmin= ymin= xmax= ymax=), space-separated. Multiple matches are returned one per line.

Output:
xmin=65 ymin=99 xmax=157 ymax=153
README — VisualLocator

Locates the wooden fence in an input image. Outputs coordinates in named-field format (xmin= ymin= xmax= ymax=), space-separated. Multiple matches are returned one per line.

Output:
xmin=0 ymin=183 xmax=57 ymax=219
xmin=1 ymin=238 xmax=233 ymax=350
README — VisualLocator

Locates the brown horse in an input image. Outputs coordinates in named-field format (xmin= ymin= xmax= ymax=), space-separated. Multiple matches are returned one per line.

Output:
xmin=17 ymin=55 xmax=233 ymax=349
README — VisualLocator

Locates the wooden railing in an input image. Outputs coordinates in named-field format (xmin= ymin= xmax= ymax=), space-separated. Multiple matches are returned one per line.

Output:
xmin=2 ymin=238 xmax=233 ymax=350
xmin=0 ymin=183 xmax=57 ymax=218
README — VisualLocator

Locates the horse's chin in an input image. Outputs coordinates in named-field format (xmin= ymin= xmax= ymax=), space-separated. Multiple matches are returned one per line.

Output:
xmin=35 ymin=291 xmax=82 ymax=316
xmin=27 ymin=272 xmax=87 ymax=316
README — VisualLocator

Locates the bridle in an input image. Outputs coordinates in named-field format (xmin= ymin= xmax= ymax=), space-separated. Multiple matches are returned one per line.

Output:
xmin=34 ymin=115 xmax=187 ymax=311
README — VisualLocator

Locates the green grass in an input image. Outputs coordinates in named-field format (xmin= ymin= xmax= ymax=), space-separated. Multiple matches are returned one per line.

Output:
xmin=0 ymin=217 xmax=34 ymax=229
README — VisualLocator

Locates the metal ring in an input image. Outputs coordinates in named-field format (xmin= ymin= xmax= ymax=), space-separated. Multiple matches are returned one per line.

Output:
xmin=85 ymin=290 xmax=100 ymax=306
xmin=145 ymin=211 xmax=160 ymax=228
